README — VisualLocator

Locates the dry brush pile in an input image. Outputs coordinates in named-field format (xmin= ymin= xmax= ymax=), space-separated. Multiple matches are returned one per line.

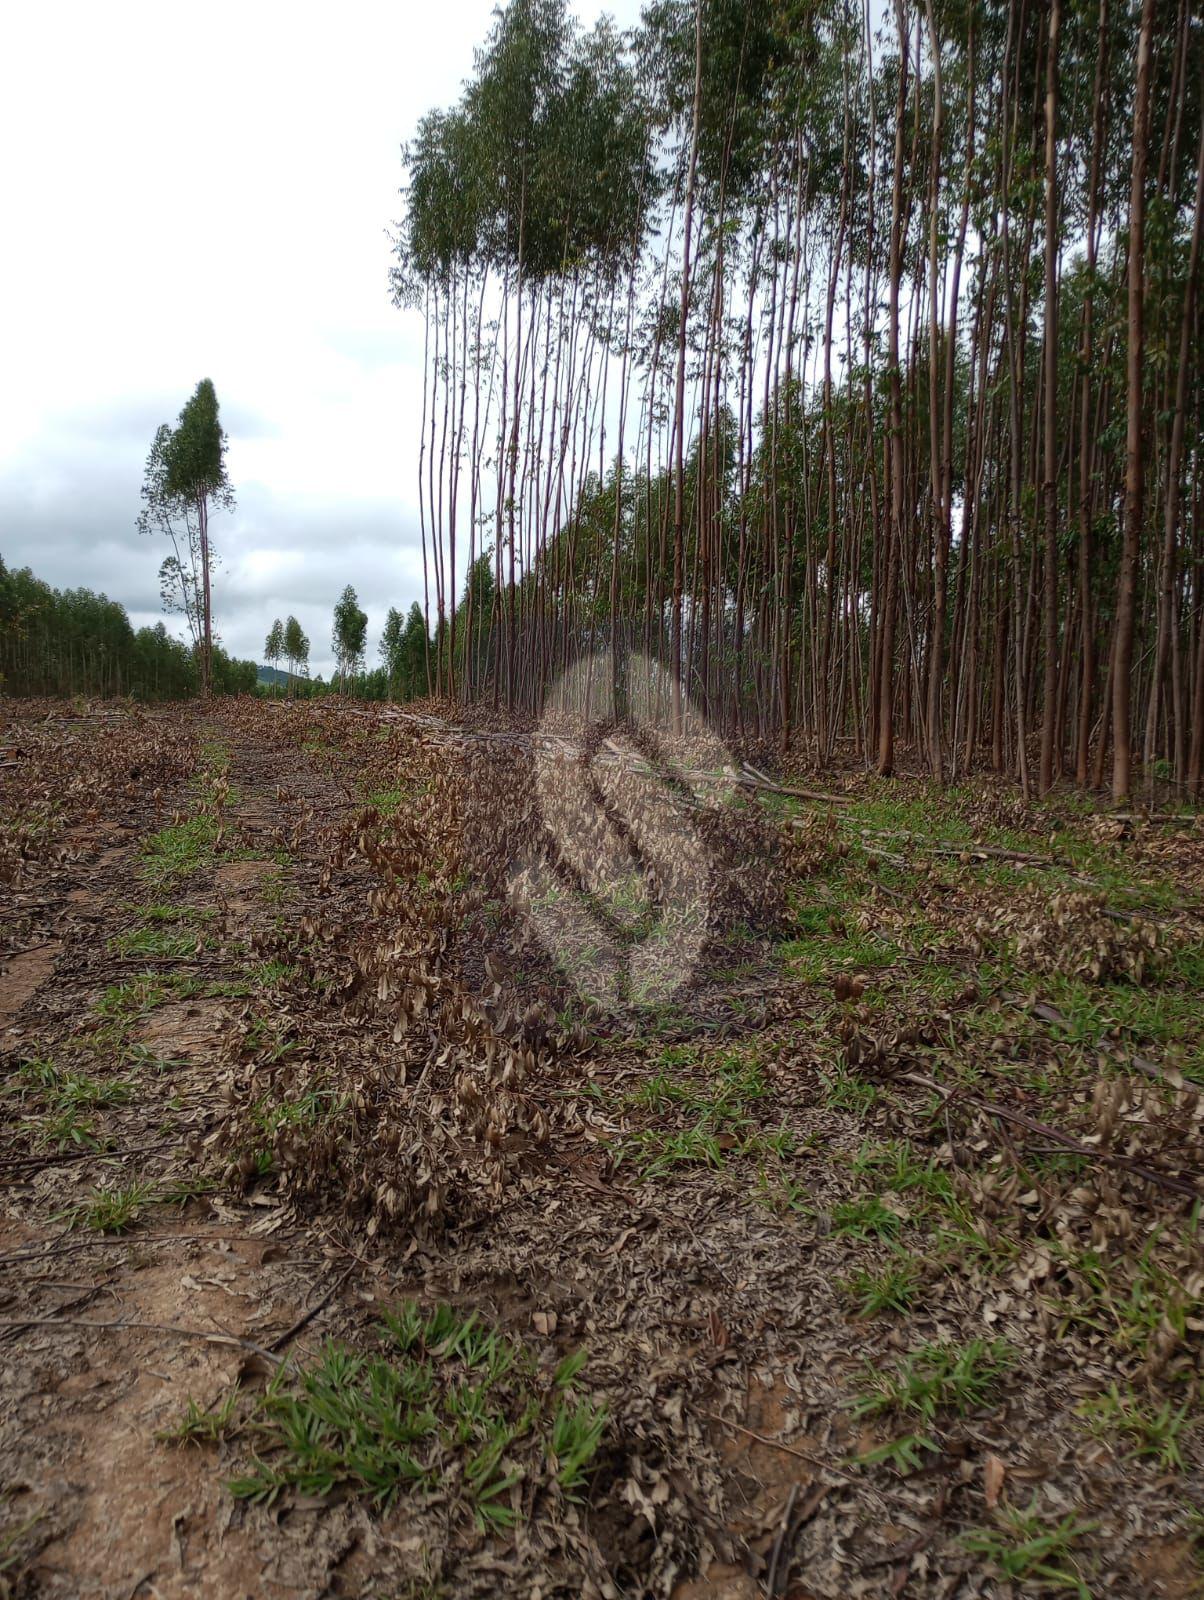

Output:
xmin=213 ymin=702 xmax=797 ymax=1238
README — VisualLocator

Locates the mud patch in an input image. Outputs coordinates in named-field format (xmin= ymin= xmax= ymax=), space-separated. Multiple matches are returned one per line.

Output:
xmin=138 ymin=1000 xmax=226 ymax=1063
xmin=0 ymin=942 xmax=61 ymax=1022
xmin=16 ymin=1248 xmax=357 ymax=1599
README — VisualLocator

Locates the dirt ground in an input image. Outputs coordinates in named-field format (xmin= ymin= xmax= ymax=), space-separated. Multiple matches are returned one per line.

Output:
xmin=1 ymin=698 xmax=1202 ymax=1599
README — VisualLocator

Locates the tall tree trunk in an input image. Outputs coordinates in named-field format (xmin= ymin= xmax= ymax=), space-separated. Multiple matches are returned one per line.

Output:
xmin=1038 ymin=0 xmax=1060 ymax=793
xmin=1113 ymin=0 xmax=1154 ymax=803
xmin=878 ymin=0 xmax=909 ymax=778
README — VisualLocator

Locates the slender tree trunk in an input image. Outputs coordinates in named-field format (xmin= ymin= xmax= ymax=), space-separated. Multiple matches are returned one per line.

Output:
xmin=1038 ymin=0 xmax=1060 ymax=793
xmin=1113 ymin=0 xmax=1154 ymax=803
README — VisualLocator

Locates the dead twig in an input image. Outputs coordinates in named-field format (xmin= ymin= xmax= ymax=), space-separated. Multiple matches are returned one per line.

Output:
xmin=897 ymin=1070 xmax=1202 ymax=1199
xmin=700 ymin=1410 xmax=857 ymax=1483
xmin=269 ymin=1261 xmax=357 ymax=1352
xmin=764 ymin=1482 xmax=799 ymax=1599
xmin=0 ymin=1230 xmax=262 ymax=1268
xmin=0 ymin=1314 xmax=284 ymax=1364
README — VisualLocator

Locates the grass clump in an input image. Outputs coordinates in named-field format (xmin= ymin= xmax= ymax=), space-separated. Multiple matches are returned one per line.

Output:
xmin=618 ymin=1049 xmax=774 ymax=1177
xmin=139 ymin=814 xmax=220 ymax=888
xmin=109 ymin=924 xmax=197 ymax=960
xmin=96 ymin=976 xmax=175 ymax=1020
xmin=158 ymin=1390 xmax=241 ymax=1446
xmin=73 ymin=1179 xmax=156 ymax=1233
xmin=961 ymin=1496 xmax=1097 ymax=1597
xmin=1077 ymin=1383 xmax=1192 ymax=1470
xmin=843 ymin=1252 xmax=922 ymax=1316
xmin=853 ymin=1338 xmax=1013 ymax=1428
xmin=830 ymin=1194 xmax=902 ymax=1241
xmin=1051 ymin=1230 xmax=1202 ymax=1364
xmin=852 ymin=1139 xmax=954 ymax=1205
xmin=223 ymin=1303 xmax=606 ymax=1531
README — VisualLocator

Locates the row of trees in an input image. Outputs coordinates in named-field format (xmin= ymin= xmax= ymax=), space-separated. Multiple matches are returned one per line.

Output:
xmin=258 ymin=590 xmax=429 ymax=700
xmin=0 ymin=556 xmax=257 ymax=700
xmin=395 ymin=0 xmax=1204 ymax=797
xmin=263 ymin=616 xmax=312 ymax=694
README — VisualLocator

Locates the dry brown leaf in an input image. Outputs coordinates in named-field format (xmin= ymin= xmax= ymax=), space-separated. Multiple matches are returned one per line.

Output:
xmin=984 ymin=1452 xmax=1006 ymax=1509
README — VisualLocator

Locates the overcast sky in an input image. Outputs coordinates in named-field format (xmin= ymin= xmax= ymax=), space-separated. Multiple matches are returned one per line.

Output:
xmin=0 ymin=0 xmax=639 ymax=679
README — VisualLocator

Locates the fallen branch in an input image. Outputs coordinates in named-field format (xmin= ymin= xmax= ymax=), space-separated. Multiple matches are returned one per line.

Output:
xmin=0 ymin=1314 xmax=284 ymax=1364
xmin=896 ymin=1070 xmax=1202 ymax=1200
xmin=741 ymin=762 xmax=851 ymax=805
xmin=0 ymin=1139 xmax=175 ymax=1177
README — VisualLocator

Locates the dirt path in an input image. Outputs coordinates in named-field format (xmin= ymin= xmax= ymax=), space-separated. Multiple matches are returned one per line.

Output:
xmin=0 ymin=713 xmax=368 ymax=1598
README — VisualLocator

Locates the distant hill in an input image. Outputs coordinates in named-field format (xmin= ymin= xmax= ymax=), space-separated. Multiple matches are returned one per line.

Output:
xmin=257 ymin=665 xmax=291 ymax=687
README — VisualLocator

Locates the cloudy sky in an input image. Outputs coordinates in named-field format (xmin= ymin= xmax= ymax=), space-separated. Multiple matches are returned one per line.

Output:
xmin=0 ymin=0 xmax=639 ymax=679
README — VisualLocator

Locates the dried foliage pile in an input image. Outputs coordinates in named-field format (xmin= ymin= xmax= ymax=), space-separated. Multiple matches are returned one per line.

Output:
xmin=972 ymin=888 xmax=1168 ymax=984
xmin=0 ymin=701 xmax=196 ymax=895
xmin=215 ymin=712 xmax=561 ymax=1234
xmin=213 ymin=703 xmax=797 ymax=1240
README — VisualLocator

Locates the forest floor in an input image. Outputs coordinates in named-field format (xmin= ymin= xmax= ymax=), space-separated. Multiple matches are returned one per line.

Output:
xmin=1 ymin=696 xmax=1203 ymax=1600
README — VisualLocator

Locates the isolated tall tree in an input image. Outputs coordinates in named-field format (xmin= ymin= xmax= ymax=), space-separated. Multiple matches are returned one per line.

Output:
xmin=138 ymin=425 xmax=206 ymax=662
xmin=139 ymin=380 xmax=234 ymax=698
xmin=332 ymin=587 xmax=368 ymax=692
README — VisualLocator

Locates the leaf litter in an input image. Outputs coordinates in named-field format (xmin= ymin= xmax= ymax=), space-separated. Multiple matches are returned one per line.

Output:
xmin=0 ymin=696 xmax=1201 ymax=1598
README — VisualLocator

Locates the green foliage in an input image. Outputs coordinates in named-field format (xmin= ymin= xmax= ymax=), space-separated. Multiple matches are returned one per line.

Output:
xmin=961 ymin=1498 xmax=1098 ymax=1597
xmin=162 ymin=378 xmax=230 ymax=505
xmin=225 ymin=1305 xmax=606 ymax=1528
xmin=853 ymin=1339 xmax=1014 ymax=1427
xmin=332 ymin=586 xmax=369 ymax=685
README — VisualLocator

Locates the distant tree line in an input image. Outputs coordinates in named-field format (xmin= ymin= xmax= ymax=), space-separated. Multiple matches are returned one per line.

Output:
xmin=255 ymin=590 xmax=426 ymax=701
xmin=395 ymin=0 xmax=1204 ymax=799
xmin=0 ymin=556 xmax=257 ymax=700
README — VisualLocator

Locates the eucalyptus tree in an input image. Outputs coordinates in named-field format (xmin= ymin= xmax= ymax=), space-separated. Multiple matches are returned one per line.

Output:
xmin=392 ymin=0 xmax=1204 ymax=794
xmin=283 ymin=615 xmax=309 ymax=695
xmin=331 ymin=588 xmax=368 ymax=692
xmin=264 ymin=619 xmax=285 ymax=693
xmin=137 ymin=380 xmax=234 ymax=698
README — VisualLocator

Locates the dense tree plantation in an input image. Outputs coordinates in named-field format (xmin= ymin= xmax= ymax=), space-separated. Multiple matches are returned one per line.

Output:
xmin=0 ymin=556 xmax=257 ymax=700
xmin=394 ymin=0 xmax=1204 ymax=801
